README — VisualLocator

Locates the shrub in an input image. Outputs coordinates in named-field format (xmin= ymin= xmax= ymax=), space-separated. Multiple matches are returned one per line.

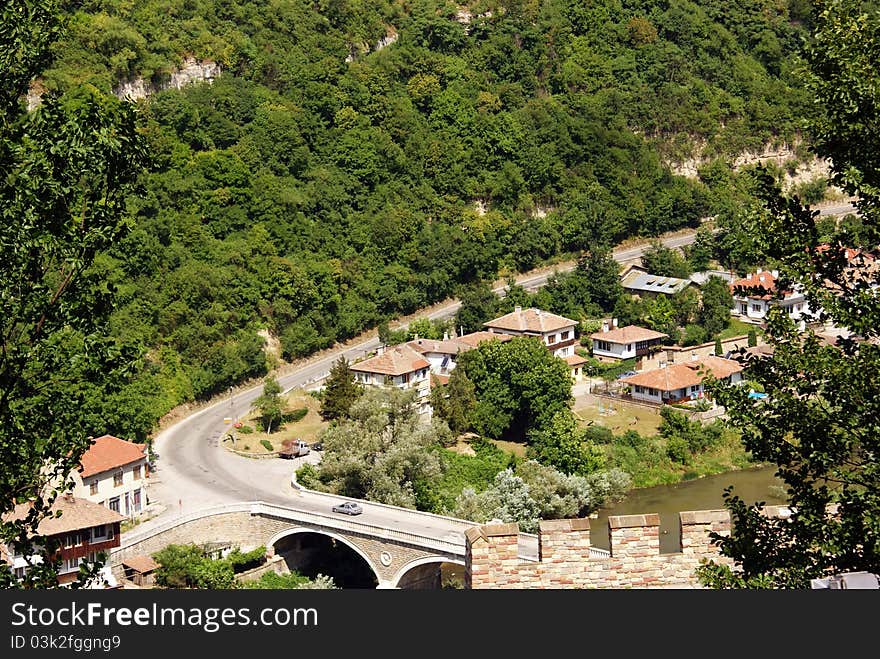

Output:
xmin=226 ymin=546 xmax=266 ymax=573
xmin=666 ymin=436 xmax=691 ymax=464
xmin=287 ymin=407 xmax=308 ymax=422
xmin=260 ymin=439 xmax=273 ymax=452
xmin=295 ymin=463 xmax=323 ymax=489
xmin=239 ymin=425 xmax=254 ymax=434
xmin=682 ymin=324 xmax=708 ymax=346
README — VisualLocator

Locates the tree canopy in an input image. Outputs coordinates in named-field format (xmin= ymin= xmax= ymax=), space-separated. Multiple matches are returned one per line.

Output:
xmin=698 ymin=0 xmax=880 ymax=588
xmin=0 ymin=0 xmax=147 ymax=589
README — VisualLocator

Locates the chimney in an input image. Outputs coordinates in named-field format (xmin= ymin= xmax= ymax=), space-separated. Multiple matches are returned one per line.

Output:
xmin=756 ymin=268 xmax=762 ymax=274
xmin=771 ymin=269 xmax=779 ymax=278
xmin=612 ymin=318 xmax=618 ymax=328
xmin=443 ymin=331 xmax=449 ymax=341
xmin=691 ymin=352 xmax=698 ymax=361
xmin=515 ymin=306 xmax=522 ymax=313
xmin=376 ymin=345 xmax=385 ymax=356
xmin=64 ymin=491 xmax=75 ymax=503
xmin=602 ymin=321 xmax=609 ymax=333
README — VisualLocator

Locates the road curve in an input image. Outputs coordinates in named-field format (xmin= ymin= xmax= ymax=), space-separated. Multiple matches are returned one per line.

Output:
xmin=143 ymin=229 xmax=700 ymax=536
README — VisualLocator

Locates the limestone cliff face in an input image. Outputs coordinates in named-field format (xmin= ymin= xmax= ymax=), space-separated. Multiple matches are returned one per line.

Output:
xmin=26 ymin=57 xmax=221 ymax=110
xmin=113 ymin=58 xmax=222 ymax=101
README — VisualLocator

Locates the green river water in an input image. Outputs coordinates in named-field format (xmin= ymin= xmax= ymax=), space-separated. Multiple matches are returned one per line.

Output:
xmin=589 ymin=464 xmax=787 ymax=554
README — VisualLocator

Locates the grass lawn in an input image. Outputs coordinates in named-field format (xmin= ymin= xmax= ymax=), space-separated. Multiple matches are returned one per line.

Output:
xmin=487 ymin=439 xmax=528 ymax=458
xmin=574 ymin=397 xmax=663 ymax=436
xmin=224 ymin=389 xmax=327 ymax=455
xmin=717 ymin=318 xmax=760 ymax=340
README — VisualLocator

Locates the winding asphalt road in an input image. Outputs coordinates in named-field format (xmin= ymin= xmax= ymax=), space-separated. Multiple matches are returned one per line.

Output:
xmin=143 ymin=202 xmax=857 ymax=538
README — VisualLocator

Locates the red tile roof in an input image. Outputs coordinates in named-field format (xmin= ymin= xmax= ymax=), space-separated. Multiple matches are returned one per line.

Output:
xmin=730 ymin=271 xmax=777 ymax=299
xmin=122 ymin=555 xmax=160 ymax=574
xmin=621 ymin=357 xmax=743 ymax=392
xmin=456 ymin=331 xmax=513 ymax=348
xmin=4 ymin=495 xmax=125 ymax=537
xmin=350 ymin=344 xmax=431 ymax=376
xmin=590 ymin=325 xmax=668 ymax=344
xmin=484 ymin=308 xmax=578 ymax=334
xmin=562 ymin=354 xmax=588 ymax=366
xmin=79 ymin=435 xmax=147 ymax=478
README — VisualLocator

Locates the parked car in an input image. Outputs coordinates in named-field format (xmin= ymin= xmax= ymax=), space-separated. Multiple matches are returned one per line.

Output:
xmin=616 ymin=370 xmax=638 ymax=379
xmin=311 ymin=442 xmax=323 ymax=451
xmin=332 ymin=501 xmax=363 ymax=516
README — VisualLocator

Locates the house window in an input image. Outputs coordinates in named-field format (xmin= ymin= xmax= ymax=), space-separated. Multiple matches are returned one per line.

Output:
xmin=740 ymin=304 xmax=748 ymax=314
xmin=690 ymin=385 xmax=700 ymax=393
xmin=133 ymin=489 xmax=142 ymax=512
xmin=595 ymin=340 xmax=611 ymax=352
xmin=132 ymin=465 xmax=141 ymax=480
xmin=108 ymin=497 xmax=120 ymax=513
xmin=627 ymin=344 xmax=633 ymax=352
xmin=14 ymin=567 xmax=25 ymax=580
xmin=64 ymin=533 xmax=79 ymax=549
xmin=92 ymin=524 xmax=113 ymax=542
xmin=752 ymin=304 xmax=761 ymax=313
xmin=113 ymin=472 xmax=123 ymax=487
xmin=62 ymin=557 xmax=80 ymax=574
xmin=89 ymin=481 xmax=98 ymax=495
xmin=560 ymin=331 xmax=570 ymax=340
xmin=547 ymin=334 xmax=556 ymax=344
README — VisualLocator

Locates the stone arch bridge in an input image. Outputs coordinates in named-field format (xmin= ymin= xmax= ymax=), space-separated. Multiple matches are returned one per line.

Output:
xmin=111 ymin=501 xmax=477 ymax=589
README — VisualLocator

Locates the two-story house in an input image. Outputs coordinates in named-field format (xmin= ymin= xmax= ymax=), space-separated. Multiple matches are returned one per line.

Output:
xmin=483 ymin=307 xmax=579 ymax=358
xmin=350 ymin=344 xmax=433 ymax=416
xmin=71 ymin=435 xmax=149 ymax=519
xmin=590 ymin=321 xmax=668 ymax=362
xmin=730 ymin=269 xmax=808 ymax=322
xmin=2 ymin=494 xmax=124 ymax=586
xmin=620 ymin=356 xmax=744 ymax=404
xmin=407 ymin=331 xmax=513 ymax=377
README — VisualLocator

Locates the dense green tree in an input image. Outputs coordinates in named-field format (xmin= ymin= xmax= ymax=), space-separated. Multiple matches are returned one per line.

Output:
xmin=699 ymin=275 xmax=735 ymax=337
xmin=454 ymin=280 xmax=499 ymax=335
xmin=698 ymin=0 xmax=880 ymax=588
xmin=430 ymin=367 xmax=477 ymax=435
xmin=526 ymin=410 xmax=605 ymax=477
xmin=320 ymin=357 xmax=362 ymax=422
xmin=641 ymin=241 xmax=693 ymax=278
xmin=456 ymin=337 xmax=573 ymax=441
xmin=747 ymin=328 xmax=758 ymax=347
xmin=308 ymin=388 xmax=449 ymax=508
xmin=0 ymin=0 xmax=147 ymax=589
xmin=580 ymin=247 xmax=625 ymax=313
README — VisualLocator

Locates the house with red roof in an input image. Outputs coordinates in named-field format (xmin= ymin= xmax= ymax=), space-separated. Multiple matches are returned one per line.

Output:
xmin=730 ymin=269 xmax=808 ymax=322
xmin=70 ymin=435 xmax=149 ymax=519
xmin=2 ymin=494 xmax=124 ymax=586
xmin=483 ymin=306 xmax=579 ymax=358
xmin=590 ymin=321 xmax=668 ymax=362
xmin=620 ymin=356 xmax=744 ymax=404
xmin=350 ymin=344 xmax=434 ymax=416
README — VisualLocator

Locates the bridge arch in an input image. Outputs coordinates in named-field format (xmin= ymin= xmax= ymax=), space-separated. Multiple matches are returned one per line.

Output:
xmin=391 ymin=556 xmax=466 ymax=589
xmin=267 ymin=527 xmax=382 ymax=586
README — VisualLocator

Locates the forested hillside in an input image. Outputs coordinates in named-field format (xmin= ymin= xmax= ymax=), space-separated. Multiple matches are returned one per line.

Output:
xmin=39 ymin=0 xmax=814 ymax=440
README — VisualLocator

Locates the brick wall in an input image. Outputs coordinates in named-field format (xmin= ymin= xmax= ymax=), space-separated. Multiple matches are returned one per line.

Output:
xmin=466 ymin=510 xmax=733 ymax=589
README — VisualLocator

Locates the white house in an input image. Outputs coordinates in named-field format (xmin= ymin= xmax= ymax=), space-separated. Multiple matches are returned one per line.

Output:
xmin=350 ymin=344 xmax=433 ymax=416
xmin=406 ymin=331 xmax=513 ymax=376
xmin=71 ymin=435 xmax=149 ymax=519
xmin=590 ymin=322 xmax=668 ymax=361
xmin=620 ymin=356 xmax=744 ymax=404
xmin=730 ymin=269 xmax=808 ymax=321
xmin=483 ymin=307 xmax=579 ymax=358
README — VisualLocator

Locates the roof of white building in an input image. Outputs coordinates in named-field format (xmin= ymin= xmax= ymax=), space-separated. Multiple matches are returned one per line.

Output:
xmin=590 ymin=325 xmax=668 ymax=344
xmin=484 ymin=307 xmax=577 ymax=334
xmin=350 ymin=344 xmax=431 ymax=376
xmin=80 ymin=435 xmax=147 ymax=478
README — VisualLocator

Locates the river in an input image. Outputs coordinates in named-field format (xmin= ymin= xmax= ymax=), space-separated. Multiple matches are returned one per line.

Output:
xmin=589 ymin=465 xmax=787 ymax=554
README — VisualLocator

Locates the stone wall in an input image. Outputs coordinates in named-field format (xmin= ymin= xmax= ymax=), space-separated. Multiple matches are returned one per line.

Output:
xmin=466 ymin=510 xmax=733 ymax=589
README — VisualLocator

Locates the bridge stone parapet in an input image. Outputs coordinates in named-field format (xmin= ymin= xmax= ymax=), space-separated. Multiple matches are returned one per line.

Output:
xmin=112 ymin=502 xmax=467 ymax=588
xmin=466 ymin=509 xmax=734 ymax=589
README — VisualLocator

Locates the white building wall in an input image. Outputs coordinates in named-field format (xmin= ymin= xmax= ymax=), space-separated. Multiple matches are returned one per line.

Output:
xmin=71 ymin=461 xmax=147 ymax=517
xmin=592 ymin=341 xmax=633 ymax=360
